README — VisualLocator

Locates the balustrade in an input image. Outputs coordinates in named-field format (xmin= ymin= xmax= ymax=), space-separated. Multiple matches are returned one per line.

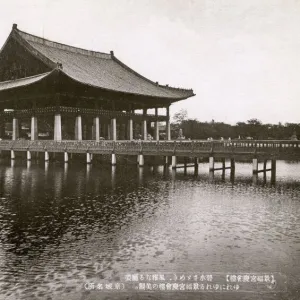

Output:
xmin=0 ymin=140 xmax=299 ymax=159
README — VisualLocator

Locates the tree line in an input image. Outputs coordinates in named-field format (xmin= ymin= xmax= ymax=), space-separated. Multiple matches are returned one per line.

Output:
xmin=171 ymin=109 xmax=298 ymax=140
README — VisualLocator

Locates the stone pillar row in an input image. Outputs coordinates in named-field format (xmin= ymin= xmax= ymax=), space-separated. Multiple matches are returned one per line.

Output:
xmin=11 ymin=108 xmax=170 ymax=141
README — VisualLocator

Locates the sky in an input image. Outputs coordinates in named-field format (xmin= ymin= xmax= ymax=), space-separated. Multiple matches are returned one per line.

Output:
xmin=0 ymin=0 xmax=300 ymax=125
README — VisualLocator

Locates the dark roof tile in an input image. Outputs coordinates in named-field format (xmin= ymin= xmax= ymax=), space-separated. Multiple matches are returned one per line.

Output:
xmin=16 ymin=29 xmax=194 ymax=100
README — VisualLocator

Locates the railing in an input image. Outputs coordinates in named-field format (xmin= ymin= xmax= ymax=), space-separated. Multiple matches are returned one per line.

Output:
xmin=1 ymin=140 xmax=300 ymax=159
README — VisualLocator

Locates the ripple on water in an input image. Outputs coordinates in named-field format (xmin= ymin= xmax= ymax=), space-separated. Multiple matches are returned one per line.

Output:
xmin=0 ymin=162 xmax=299 ymax=299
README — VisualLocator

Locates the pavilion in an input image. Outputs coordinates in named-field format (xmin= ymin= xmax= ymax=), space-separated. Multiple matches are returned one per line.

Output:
xmin=0 ymin=24 xmax=195 ymax=142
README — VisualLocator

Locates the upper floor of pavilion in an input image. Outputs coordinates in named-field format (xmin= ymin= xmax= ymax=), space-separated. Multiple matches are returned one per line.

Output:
xmin=0 ymin=24 xmax=195 ymax=111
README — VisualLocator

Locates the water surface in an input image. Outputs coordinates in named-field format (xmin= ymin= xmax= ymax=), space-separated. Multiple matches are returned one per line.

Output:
xmin=0 ymin=159 xmax=299 ymax=299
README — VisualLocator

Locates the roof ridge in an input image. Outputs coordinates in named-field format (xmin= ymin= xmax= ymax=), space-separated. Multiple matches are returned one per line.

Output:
xmin=111 ymin=54 xmax=163 ymax=87
xmin=112 ymin=54 xmax=193 ymax=93
xmin=158 ymin=83 xmax=193 ymax=92
xmin=16 ymin=28 xmax=111 ymax=59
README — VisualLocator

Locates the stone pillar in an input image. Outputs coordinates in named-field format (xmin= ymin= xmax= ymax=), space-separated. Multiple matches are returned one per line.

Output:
xmin=171 ymin=155 xmax=177 ymax=169
xmin=111 ymin=118 xmax=117 ymax=141
xmin=128 ymin=118 xmax=133 ymax=140
xmin=27 ymin=151 xmax=31 ymax=161
xmin=252 ymin=158 xmax=258 ymax=174
xmin=45 ymin=151 xmax=49 ymax=161
xmin=138 ymin=154 xmax=144 ymax=166
xmin=11 ymin=150 xmax=15 ymax=160
xmin=54 ymin=113 xmax=62 ymax=141
xmin=142 ymin=120 xmax=147 ymax=140
xmin=164 ymin=156 xmax=169 ymax=165
xmin=166 ymin=106 xmax=171 ymax=140
xmin=75 ymin=115 xmax=82 ymax=140
xmin=142 ymin=108 xmax=147 ymax=140
xmin=86 ymin=152 xmax=91 ymax=164
xmin=31 ymin=116 xmax=38 ymax=140
xmin=12 ymin=117 xmax=19 ymax=140
xmin=111 ymin=153 xmax=116 ymax=165
xmin=155 ymin=108 xmax=159 ymax=141
xmin=209 ymin=156 xmax=214 ymax=171
xmin=93 ymin=116 xmax=100 ymax=141
xmin=64 ymin=152 xmax=68 ymax=163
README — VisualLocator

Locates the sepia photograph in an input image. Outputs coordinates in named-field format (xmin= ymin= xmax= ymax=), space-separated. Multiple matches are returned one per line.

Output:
xmin=0 ymin=0 xmax=299 ymax=299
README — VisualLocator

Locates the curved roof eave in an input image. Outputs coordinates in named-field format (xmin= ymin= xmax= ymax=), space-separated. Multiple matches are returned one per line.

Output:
xmin=6 ymin=25 xmax=195 ymax=101
xmin=59 ymin=68 xmax=194 ymax=101
xmin=0 ymin=71 xmax=54 ymax=92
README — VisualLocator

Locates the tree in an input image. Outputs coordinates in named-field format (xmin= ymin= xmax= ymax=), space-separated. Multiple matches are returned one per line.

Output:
xmin=247 ymin=118 xmax=262 ymax=125
xmin=172 ymin=109 xmax=188 ymax=124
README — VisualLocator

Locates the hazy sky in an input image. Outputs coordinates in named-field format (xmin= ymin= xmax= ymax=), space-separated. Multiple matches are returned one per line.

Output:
xmin=0 ymin=0 xmax=300 ymax=124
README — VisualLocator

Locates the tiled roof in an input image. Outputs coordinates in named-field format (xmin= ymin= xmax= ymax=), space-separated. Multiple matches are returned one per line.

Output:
xmin=0 ymin=72 xmax=51 ymax=91
xmin=14 ymin=28 xmax=194 ymax=100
